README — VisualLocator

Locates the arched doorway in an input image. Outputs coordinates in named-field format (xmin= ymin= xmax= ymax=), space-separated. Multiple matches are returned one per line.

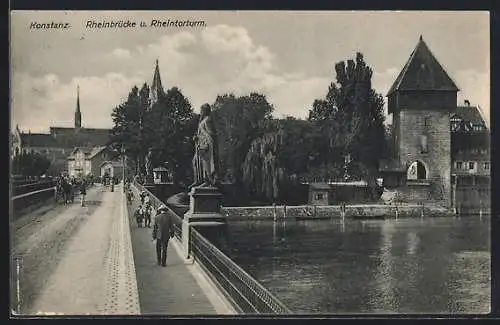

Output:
xmin=407 ymin=161 xmax=427 ymax=180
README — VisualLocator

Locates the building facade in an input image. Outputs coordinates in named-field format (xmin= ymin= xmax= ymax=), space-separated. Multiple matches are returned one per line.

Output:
xmin=381 ymin=36 xmax=459 ymax=208
xmin=451 ymin=101 xmax=490 ymax=178
xmin=450 ymin=101 xmax=490 ymax=213
xmin=12 ymin=86 xmax=112 ymax=175
xmin=67 ymin=146 xmax=120 ymax=178
xmin=100 ymin=161 xmax=124 ymax=181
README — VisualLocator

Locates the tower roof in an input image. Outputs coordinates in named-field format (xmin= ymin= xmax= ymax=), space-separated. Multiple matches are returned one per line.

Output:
xmin=387 ymin=36 xmax=459 ymax=96
xmin=151 ymin=59 xmax=164 ymax=96
xmin=76 ymin=85 xmax=81 ymax=112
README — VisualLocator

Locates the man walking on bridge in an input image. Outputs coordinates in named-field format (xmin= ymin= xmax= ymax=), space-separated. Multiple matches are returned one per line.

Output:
xmin=152 ymin=205 xmax=174 ymax=267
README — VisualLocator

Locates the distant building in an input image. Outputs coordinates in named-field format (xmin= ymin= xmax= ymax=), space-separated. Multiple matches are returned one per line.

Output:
xmin=12 ymin=86 xmax=112 ymax=175
xmin=451 ymin=101 xmax=490 ymax=179
xmin=308 ymin=181 xmax=370 ymax=205
xmin=67 ymin=145 xmax=120 ymax=178
xmin=100 ymin=161 xmax=124 ymax=180
xmin=450 ymin=101 xmax=490 ymax=213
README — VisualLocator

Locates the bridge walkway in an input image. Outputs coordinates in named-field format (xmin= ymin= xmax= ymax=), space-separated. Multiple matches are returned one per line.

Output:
xmin=127 ymin=196 xmax=228 ymax=315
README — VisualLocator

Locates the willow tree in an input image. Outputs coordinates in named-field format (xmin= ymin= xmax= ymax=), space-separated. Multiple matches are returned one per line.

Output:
xmin=242 ymin=131 xmax=285 ymax=203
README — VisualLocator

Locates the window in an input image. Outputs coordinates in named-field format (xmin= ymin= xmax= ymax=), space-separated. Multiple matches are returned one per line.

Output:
xmin=456 ymin=161 xmax=463 ymax=169
xmin=468 ymin=162 xmax=475 ymax=170
xmin=315 ymin=193 xmax=324 ymax=201
xmin=424 ymin=117 xmax=432 ymax=127
xmin=419 ymin=135 xmax=428 ymax=153
xmin=484 ymin=162 xmax=490 ymax=170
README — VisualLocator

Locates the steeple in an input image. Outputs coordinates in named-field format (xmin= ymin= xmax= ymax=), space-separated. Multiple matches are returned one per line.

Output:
xmin=149 ymin=59 xmax=165 ymax=108
xmin=387 ymin=35 xmax=459 ymax=97
xmin=75 ymin=85 xmax=82 ymax=128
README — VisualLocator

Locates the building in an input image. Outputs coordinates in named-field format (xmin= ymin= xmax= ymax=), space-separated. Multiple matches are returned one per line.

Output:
xmin=100 ymin=161 xmax=124 ymax=181
xmin=450 ymin=101 xmax=490 ymax=213
xmin=451 ymin=101 xmax=490 ymax=179
xmin=67 ymin=146 xmax=121 ymax=178
xmin=12 ymin=86 xmax=112 ymax=175
xmin=380 ymin=36 xmax=459 ymax=208
xmin=308 ymin=181 xmax=371 ymax=205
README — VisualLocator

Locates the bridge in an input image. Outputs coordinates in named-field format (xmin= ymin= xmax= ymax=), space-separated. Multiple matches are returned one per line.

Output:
xmin=10 ymin=181 xmax=291 ymax=316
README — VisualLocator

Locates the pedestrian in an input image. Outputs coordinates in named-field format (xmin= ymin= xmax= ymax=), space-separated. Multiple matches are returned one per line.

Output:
xmin=79 ymin=180 xmax=87 ymax=207
xmin=135 ymin=205 xmax=144 ymax=227
xmin=143 ymin=203 xmax=152 ymax=228
xmin=152 ymin=205 xmax=174 ymax=267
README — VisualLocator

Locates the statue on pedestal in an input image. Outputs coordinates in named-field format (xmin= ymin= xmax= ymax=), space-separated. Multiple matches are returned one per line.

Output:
xmin=191 ymin=104 xmax=220 ymax=189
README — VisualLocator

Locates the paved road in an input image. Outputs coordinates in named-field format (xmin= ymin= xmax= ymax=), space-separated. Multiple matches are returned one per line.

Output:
xmin=12 ymin=186 xmax=101 ymax=314
xmin=13 ymin=184 xmax=140 ymax=315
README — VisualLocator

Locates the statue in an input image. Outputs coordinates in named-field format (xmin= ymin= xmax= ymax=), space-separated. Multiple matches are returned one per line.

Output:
xmin=191 ymin=103 xmax=220 ymax=188
xmin=145 ymin=148 xmax=153 ymax=178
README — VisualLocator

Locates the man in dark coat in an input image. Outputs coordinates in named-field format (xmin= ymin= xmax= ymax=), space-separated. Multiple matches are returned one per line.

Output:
xmin=152 ymin=205 xmax=174 ymax=267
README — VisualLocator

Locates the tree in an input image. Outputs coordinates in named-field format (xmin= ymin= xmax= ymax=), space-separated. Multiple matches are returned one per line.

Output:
xmin=110 ymin=84 xmax=149 ymax=174
xmin=211 ymin=93 xmax=274 ymax=184
xmin=143 ymin=87 xmax=195 ymax=184
xmin=307 ymin=52 xmax=386 ymax=182
xmin=242 ymin=131 xmax=284 ymax=203
xmin=12 ymin=151 xmax=51 ymax=176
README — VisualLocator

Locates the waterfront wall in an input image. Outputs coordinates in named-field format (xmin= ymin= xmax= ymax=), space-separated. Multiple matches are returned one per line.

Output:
xmin=222 ymin=203 xmax=454 ymax=220
xmin=453 ymin=185 xmax=490 ymax=215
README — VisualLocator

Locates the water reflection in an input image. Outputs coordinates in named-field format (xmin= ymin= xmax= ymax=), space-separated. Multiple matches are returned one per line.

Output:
xmin=224 ymin=216 xmax=490 ymax=314
xmin=370 ymin=221 xmax=398 ymax=313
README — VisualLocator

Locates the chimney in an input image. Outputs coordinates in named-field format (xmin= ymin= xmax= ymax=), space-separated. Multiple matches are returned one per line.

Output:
xmin=464 ymin=99 xmax=470 ymax=106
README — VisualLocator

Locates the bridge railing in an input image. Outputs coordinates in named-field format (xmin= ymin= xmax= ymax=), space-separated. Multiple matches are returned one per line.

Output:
xmin=10 ymin=187 xmax=56 ymax=218
xmin=190 ymin=228 xmax=292 ymax=314
xmin=12 ymin=180 xmax=56 ymax=197
xmin=130 ymin=180 xmax=292 ymax=314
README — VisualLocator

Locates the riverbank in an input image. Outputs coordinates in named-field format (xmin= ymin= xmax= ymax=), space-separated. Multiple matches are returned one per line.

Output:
xmin=221 ymin=203 xmax=456 ymax=220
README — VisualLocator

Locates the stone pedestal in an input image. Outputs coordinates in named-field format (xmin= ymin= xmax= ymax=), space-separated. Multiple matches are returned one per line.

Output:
xmin=182 ymin=186 xmax=226 ymax=259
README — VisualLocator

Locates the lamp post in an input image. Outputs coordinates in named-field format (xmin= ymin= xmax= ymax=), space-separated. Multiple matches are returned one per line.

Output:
xmin=121 ymin=144 xmax=126 ymax=189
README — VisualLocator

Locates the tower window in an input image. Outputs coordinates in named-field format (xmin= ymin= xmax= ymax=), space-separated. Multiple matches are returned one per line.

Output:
xmin=419 ymin=135 xmax=428 ymax=153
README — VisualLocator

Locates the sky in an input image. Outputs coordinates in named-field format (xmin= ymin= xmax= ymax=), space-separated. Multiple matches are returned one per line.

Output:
xmin=11 ymin=11 xmax=490 ymax=133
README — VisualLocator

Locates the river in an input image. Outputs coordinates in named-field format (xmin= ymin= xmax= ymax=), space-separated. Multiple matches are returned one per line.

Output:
xmin=222 ymin=216 xmax=490 ymax=314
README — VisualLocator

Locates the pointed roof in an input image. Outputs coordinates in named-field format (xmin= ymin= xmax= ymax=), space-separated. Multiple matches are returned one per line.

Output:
xmin=76 ymin=85 xmax=81 ymax=113
xmin=151 ymin=59 xmax=164 ymax=96
xmin=387 ymin=36 xmax=459 ymax=96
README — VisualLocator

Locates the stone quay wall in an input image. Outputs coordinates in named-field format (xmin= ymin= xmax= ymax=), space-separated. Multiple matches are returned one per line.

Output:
xmin=222 ymin=203 xmax=454 ymax=221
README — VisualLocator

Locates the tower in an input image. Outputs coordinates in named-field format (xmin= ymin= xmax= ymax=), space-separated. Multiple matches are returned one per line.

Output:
xmin=149 ymin=59 xmax=165 ymax=108
xmin=387 ymin=36 xmax=459 ymax=207
xmin=75 ymin=85 xmax=82 ymax=128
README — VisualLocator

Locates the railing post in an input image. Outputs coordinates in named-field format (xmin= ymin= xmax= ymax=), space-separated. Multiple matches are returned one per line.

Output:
xmin=181 ymin=218 xmax=191 ymax=259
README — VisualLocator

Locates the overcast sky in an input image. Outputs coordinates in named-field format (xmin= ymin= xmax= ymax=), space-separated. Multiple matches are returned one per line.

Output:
xmin=11 ymin=11 xmax=489 ymax=132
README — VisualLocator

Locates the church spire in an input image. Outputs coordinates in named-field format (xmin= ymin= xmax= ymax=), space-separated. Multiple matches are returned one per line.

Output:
xmin=149 ymin=58 xmax=165 ymax=108
xmin=75 ymin=85 xmax=82 ymax=128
